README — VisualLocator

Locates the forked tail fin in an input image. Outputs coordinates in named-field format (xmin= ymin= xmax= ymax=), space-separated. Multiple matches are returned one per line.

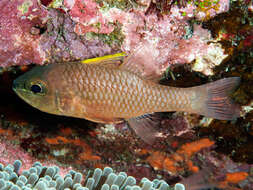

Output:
xmin=191 ymin=77 xmax=241 ymax=120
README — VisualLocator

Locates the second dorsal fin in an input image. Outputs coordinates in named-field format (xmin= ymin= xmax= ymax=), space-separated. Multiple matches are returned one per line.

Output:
xmin=120 ymin=42 xmax=162 ymax=82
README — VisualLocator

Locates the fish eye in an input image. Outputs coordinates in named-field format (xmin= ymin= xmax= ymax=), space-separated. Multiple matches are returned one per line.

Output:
xmin=30 ymin=84 xmax=43 ymax=94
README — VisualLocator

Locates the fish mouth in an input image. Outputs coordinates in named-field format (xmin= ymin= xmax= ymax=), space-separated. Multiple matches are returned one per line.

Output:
xmin=12 ymin=80 xmax=30 ymax=101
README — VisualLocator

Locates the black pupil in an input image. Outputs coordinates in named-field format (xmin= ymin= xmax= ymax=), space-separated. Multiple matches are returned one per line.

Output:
xmin=31 ymin=84 xmax=42 ymax=93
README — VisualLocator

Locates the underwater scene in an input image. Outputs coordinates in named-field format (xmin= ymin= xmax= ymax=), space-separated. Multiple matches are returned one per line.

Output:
xmin=0 ymin=0 xmax=252 ymax=190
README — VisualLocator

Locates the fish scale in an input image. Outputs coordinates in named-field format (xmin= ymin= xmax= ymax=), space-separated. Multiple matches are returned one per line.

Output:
xmin=59 ymin=63 xmax=192 ymax=119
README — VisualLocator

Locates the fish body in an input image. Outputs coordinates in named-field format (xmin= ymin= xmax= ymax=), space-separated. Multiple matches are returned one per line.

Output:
xmin=13 ymin=63 xmax=194 ymax=122
xmin=13 ymin=54 xmax=240 ymax=142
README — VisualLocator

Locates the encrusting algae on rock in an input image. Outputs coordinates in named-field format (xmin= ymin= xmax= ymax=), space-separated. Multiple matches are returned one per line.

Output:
xmin=12 ymin=52 xmax=241 ymax=143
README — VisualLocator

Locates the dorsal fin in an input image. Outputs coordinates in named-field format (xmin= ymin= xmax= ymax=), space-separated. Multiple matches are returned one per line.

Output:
xmin=80 ymin=52 xmax=126 ymax=68
xmin=120 ymin=42 xmax=162 ymax=82
xmin=80 ymin=43 xmax=162 ymax=82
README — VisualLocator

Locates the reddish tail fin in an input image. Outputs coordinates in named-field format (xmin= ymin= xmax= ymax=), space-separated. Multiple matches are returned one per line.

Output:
xmin=192 ymin=77 xmax=241 ymax=120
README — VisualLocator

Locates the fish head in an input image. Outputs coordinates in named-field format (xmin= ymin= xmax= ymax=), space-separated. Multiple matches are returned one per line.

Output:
xmin=12 ymin=64 xmax=65 ymax=115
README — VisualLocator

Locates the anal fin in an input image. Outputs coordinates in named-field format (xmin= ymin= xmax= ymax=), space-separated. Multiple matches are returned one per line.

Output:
xmin=126 ymin=114 xmax=161 ymax=144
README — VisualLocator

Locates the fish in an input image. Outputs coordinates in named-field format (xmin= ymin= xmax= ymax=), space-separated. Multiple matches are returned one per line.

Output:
xmin=12 ymin=52 xmax=241 ymax=143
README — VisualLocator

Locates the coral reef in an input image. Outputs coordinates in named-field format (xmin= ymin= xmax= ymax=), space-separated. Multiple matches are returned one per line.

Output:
xmin=0 ymin=0 xmax=252 ymax=190
xmin=0 ymin=0 xmax=241 ymax=77
xmin=0 ymin=0 xmax=48 ymax=67
xmin=0 ymin=0 xmax=114 ymax=67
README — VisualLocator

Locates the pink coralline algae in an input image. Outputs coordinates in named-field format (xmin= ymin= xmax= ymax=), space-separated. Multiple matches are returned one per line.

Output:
xmin=64 ymin=0 xmax=115 ymax=34
xmin=39 ymin=9 xmax=113 ymax=64
xmin=0 ymin=0 xmax=48 ymax=67
xmin=0 ymin=0 xmax=114 ymax=67
xmin=0 ymin=0 xmax=232 ymax=76
xmin=62 ymin=0 xmax=231 ymax=76
xmin=0 ymin=139 xmax=71 ymax=177
xmin=121 ymin=13 xmax=227 ymax=76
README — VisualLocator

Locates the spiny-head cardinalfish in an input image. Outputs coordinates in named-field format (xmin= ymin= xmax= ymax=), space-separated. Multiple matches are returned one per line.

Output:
xmin=12 ymin=53 xmax=240 ymax=143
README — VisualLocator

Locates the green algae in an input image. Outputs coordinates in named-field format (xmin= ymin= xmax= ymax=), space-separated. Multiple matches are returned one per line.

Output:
xmin=18 ymin=0 xmax=33 ymax=15
xmin=85 ymin=22 xmax=125 ymax=48
xmin=48 ymin=0 xmax=64 ymax=9
xmin=193 ymin=0 xmax=219 ymax=9
xmin=95 ymin=0 xmax=137 ymax=11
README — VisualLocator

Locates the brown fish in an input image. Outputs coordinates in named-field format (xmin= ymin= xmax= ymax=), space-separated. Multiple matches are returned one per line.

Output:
xmin=12 ymin=53 xmax=240 ymax=143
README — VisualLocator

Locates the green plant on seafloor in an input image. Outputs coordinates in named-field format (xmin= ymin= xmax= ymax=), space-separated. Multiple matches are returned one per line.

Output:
xmin=0 ymin=160 xmax=185 ymax=190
